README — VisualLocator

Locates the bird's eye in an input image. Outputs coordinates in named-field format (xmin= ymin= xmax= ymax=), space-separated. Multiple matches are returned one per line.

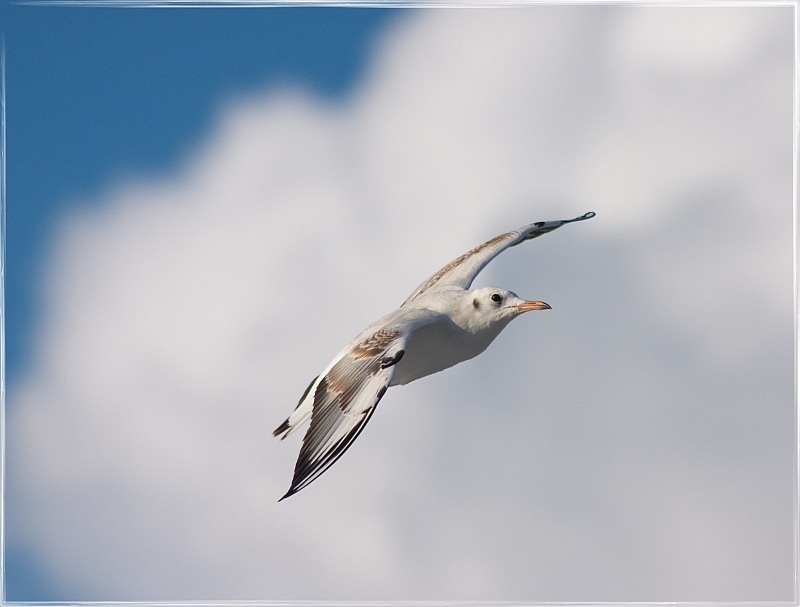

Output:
xmin=491 ymin=293 xmax=502 ymax=303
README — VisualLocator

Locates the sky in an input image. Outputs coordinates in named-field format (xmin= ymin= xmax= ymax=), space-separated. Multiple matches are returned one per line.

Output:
xmin=2 ymin=3 xmax=796 ymax=603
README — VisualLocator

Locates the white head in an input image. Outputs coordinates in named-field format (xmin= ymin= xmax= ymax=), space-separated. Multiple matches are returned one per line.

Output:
xmin=459 ymin=287 xmax=551 ymax=332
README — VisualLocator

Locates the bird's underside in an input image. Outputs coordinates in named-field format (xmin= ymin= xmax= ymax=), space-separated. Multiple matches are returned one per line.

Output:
xmin=274 ymin=211 xmax=595 ymax=500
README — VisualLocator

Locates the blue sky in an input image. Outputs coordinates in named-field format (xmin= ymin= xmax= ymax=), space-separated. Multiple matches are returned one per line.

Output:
xmin=3 ymin=5 xmax=401 ymax=382
xmin=1 ymin=4 xmax=795 ymax=602
xmin=3 ymin=5 xmax=401 ymax=599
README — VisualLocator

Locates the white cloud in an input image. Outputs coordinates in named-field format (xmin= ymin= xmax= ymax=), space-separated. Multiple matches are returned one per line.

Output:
xmin=612 ymin=7 xmax=777 ymax=73
xmin=8 ymin=6 xmax=794 ymax=601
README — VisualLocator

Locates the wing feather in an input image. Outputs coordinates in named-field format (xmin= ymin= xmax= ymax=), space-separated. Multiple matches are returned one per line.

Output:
xmin=279 ymin=309 xmax=441 ymax=500
xmin=402 ymin=211 xmax=595 ymax=305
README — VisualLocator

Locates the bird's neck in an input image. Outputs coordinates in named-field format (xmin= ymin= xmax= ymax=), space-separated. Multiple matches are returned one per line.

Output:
xmin=453 ymin=306 xmax=513 ymax=335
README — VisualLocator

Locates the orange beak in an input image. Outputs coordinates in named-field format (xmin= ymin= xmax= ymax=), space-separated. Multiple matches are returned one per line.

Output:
xmin=517 ymin=300 xmax=551 ymax=312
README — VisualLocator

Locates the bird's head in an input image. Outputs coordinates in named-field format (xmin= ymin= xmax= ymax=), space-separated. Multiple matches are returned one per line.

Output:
xmin=463 ymin=287 xmax=551 ymax=331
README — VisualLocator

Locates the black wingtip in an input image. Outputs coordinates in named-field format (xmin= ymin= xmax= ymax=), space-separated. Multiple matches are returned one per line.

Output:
xmin=567 ymin=211 xmax=596 ymax=222
xmin=278 ymin=487 xmax=297 ymax=502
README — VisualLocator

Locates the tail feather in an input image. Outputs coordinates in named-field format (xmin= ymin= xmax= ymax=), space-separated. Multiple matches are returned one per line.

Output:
xmin=273 ymin=375 xmax=320 ymax=440
xmin=272 ymin=418 xmax=291 ymax=438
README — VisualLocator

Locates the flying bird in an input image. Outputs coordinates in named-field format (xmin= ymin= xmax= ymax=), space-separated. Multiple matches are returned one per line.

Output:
xmin=274 ymin=211 xmax=595 ymax=500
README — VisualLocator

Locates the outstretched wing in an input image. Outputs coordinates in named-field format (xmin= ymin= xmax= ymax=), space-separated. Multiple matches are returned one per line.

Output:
xmin=402 ymin=211 xmax=595 ymax=306
xmin=279 ymin=309 xmax=440 ymax=500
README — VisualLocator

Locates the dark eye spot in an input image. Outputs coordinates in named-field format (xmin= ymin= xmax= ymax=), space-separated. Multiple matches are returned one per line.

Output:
xmin=472 ymin=298 xmax=480 ymax=309
xmin=491 ymin=293 xmax=502 ymax=303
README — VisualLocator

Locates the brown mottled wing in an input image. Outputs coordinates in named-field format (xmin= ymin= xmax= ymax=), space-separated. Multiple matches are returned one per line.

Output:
xmin=402 ymin=212 xmax=595 ymax=306
xmin=279 ymin=310 xmax=440 ymax=500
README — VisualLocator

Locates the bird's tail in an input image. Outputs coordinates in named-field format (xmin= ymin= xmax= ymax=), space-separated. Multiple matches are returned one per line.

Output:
xmin=273 ymin=375 xmax=319 ymax=440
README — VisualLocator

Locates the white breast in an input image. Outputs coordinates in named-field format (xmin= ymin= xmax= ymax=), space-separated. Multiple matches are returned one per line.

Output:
xmin=390 ymin=316 xmax=507 ymax=386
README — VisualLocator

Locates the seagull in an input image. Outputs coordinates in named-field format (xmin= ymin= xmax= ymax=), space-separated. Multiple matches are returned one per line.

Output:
xmin=274 ymin=211 xmax=595 ymax=500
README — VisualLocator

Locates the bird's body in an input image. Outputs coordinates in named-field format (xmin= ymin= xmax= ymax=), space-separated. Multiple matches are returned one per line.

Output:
xmin=274 ymin=212 xmax=595 ymax=500
xmin=391 ymin=288 xmax=515 ymax=386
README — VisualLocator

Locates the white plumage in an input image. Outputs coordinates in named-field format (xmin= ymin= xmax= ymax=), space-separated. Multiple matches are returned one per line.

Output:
xmin=274 ymin=212 xmax=595 ymax=500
